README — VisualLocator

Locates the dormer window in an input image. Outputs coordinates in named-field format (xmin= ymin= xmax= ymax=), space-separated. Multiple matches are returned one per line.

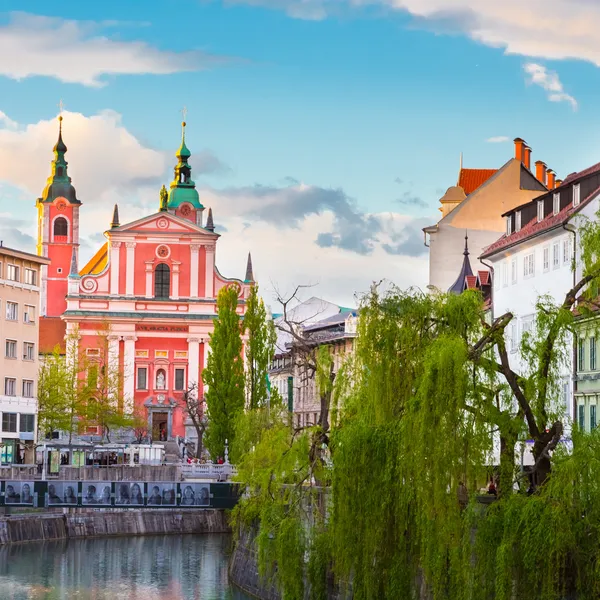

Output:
xmin=537 ymin=200 xmax=544 ymax=223
xmin=506 ymin=216 xmax=512 ymax=236
xmin=515 ymin=211 xmax=522 ymax=232
xmin=553 ymin=193 xmax=560 ymax=215
xmin=573 ymin=183 xmax=581 ymax=207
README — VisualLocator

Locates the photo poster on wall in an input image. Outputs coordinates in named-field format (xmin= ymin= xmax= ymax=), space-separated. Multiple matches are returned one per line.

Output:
xmin=47 ymin=481 xmax=78 ymax=506
xmin=115 ymin=482 xmax=145 ymax=506
xmin=179 ymin=483 xmax=210 ymax=507
xmin=146 ymin=482 xmax=176 ymax=506
xmin=82 ymin=482 xmax=112 ymax=506
xmin=50 ymin=451 xmax=60 ymax=474
xmin=4 ymin=481 xmax=35 ymax=505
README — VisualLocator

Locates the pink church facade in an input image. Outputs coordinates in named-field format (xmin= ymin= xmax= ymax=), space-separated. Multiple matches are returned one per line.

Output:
xmin=38 ymin=120 xmax=252 ymax=440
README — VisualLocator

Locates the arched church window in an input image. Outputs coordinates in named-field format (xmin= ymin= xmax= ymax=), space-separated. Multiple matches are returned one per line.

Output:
xmin=54 ymin=217 xmax=68 ymax=237
xmin=154 ymin=263 xmax=170 ymax=298
xmin=57 ymin=167 xmax=64 ymax=177
xmin=156 ymin=369 xmax=166 ymax=390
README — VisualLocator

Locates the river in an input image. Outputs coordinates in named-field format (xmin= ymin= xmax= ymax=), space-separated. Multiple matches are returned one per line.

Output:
xmin=0 ymin=534 xmax=253 ymax=600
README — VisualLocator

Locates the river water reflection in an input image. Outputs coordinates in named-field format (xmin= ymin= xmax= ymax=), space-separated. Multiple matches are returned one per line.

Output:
xmin=0 ymin=534 xmax=252 ymax=600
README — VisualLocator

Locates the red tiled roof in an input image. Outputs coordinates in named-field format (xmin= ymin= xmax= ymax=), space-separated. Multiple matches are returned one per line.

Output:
xmin=561 ymin=161 xmax=600 ymax=186
xmin=39 ymin=317 xmax=66 ymax=354
xmin=481 ymin=184 xmax=600 ymax=258
xmin=477 ymin=270 xmax=490 ymax=286
xmin=458 ymin=168 xmax=497 ymax=195
xmin=464 ymin=275 xmax=478 ymax=289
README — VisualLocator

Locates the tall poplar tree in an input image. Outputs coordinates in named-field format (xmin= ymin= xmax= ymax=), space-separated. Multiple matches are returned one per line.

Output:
xmin=244 ymin=284 xmax=276 ymax=410
xmin=203 ymin=284 xmax=245 ymax=459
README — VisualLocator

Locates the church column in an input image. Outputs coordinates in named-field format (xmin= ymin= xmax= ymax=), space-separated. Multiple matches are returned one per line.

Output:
xmin=145 ymin=262 xmax=153 ymax=298
xmin=187 ymin=337 xmax=200 ymax=387
xmin=172 ymin=262 xmax=180 ymax=299
xmin=110 ymin=241 xmax=121 ymax=296
xmin=107 ymin=335 xmax=120 ymax=407
xmin=123 ymin=335 xmax=137 ymax=413
xmin=125 ymin=242 xmax=136 ymax=296
xmin=190 ymin=244 xmax=200 ymax=298
xmin=205 ymin=245 xmax=215 ymax=298
xmin=201 ymin=337 xmax=211 ymax=392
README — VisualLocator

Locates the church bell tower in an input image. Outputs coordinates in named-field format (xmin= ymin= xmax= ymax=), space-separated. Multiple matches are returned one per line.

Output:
xmin=36 ymin=116 xmax=81 ymax=317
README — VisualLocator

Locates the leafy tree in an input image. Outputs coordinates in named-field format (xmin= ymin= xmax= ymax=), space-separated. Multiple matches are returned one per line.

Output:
xmin=182 ymin=382 xmax=207 ymax=458
xmin=232 ymin=209 xmax=600 ymax=600
xmin=203 ymin=285 xmax=245 ymax=459
xmin=83 ymin=324 xmax=134 ymax=442
xmin=37 ymin=331 xmax=90 ymax=443
xmin=244 ymin=283 xmax=277 ymax=410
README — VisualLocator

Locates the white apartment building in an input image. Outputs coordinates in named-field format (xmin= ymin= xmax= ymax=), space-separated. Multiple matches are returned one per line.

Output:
xmin=0 ymin=245 xmax=50 ymax=463
xmin=481 ymin=160 xmax=600 ymax=423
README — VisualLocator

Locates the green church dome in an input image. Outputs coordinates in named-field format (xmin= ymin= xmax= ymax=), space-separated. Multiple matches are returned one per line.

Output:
xmin=165 ymin=121 xmax=204 ymax=211
xmin=168 ymin=185 xmax=203 ymax=209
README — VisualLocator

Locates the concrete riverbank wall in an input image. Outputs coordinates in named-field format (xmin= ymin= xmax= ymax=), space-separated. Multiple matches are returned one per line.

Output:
xmin=229 ymin=525 xmax=349 ymax=600
xmin=0 ymin=509 xmax=230 ymax=545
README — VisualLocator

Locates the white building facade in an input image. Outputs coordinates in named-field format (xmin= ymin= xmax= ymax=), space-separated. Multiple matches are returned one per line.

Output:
xmin=482 ymin=161 xmax=600 ymax=423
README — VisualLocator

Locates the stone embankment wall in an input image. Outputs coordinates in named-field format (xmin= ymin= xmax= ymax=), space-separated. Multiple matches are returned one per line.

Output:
xmin=0 ymin=465 xmax=181 ymax=482
xmin=0 ymin=509 xmax=229 ymax=545
xmin=229 ymin=526 xmax=349 ymax=600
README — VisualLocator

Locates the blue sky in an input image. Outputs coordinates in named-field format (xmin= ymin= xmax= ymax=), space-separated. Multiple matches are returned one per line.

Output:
xmin=0 ymin=1 xmax=598 ymax=306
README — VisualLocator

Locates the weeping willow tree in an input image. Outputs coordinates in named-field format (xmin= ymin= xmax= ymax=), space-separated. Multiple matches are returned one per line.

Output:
xmin=234 ymin=211 xmax=600 ymax=600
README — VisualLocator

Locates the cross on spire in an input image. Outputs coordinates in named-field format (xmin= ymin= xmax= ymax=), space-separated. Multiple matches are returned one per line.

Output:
xmin=58 ymin=99 xmax=65 ymax=118
xmin=181 ymin=105 xmax=188 ymax=123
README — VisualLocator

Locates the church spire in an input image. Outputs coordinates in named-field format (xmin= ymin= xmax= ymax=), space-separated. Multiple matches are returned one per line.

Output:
xmin=68 ymin=246 xmax=78 ymax=277
xmin=39 ymin=114 xmax=80 ymax=204
xmin=110 ymin=204 xmax=120 ymax=229
xmin=245 ymin=252 xmax=254 ymax=283
xmin=205 ymin=207 xmax=214 ymax=232
xmin=167 ymin=118 xmax=203 ymax=211
xmin=448 ymin=231 xmax=473 ymax=294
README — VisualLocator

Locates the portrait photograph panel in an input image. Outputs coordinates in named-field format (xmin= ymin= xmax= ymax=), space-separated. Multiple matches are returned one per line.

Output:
xmin=115 ymin=482 xmax=144 ymax=506
xmin=82 ymin=482 xmax=112 ymax=506
xmin=146 ymin=482 xmax=176 ymax=506
xmin=47 ymin=481 xmax=78 ymax=506
xmin=5 ymin=481 xmax=34 ymax=505
xmin=179 ymin=483 xmax=210 ymax=507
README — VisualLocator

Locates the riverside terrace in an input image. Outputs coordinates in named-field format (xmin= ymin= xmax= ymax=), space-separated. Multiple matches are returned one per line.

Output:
xmin=0 ymin=480 xmax=239 ymax=510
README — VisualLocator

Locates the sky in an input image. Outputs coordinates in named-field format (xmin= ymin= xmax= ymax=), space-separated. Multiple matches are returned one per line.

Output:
xmin=0 ymin=1 xmax=599 ymax=309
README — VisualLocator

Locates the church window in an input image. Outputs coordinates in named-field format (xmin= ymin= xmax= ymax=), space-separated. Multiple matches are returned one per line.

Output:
xmin=57 ymin=167 xmax=64 ymax=176
xmin=54 ymin=217 xmax=68 ymax=238
xmin=154 ymin=264 xmax=170 ymax=298
xmin=156 ymin=369 xmax=166 ymax=390
xmin=137 ymin=367 xmax=147 ymax=390
xmin=175 ymin=368 xmax=185 ymax=391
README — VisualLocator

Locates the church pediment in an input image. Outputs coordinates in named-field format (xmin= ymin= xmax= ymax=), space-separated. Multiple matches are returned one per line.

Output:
xmin=111 ymin=212 xmax=218 ymax=237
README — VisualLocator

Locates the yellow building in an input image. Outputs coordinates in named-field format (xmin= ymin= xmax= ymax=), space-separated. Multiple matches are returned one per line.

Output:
xmin=424 ymin=138 xmax=554 ymax=293
xmin=0 ymin=245 xmax=50 ymax=463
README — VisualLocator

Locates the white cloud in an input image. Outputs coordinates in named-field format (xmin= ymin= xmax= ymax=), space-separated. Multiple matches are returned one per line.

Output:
xmin=486 ymin=136 xmax=509 ymax=143
xmin=0 ymin=12 xmax=229 ymax=87
xmin=0 ymin=109 xmax=430 ymax=307
xmin=235 ymin=1 xmax=600 ymax=69
xmin=523 ymin=62 xmax=577 ymax=110
xmin=0 ymin=111 xmax=18 ymax=130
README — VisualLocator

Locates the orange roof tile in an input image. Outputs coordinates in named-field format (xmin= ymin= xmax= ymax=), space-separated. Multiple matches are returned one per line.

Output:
xmin=80 ymin=242 xmax=108 ymax=276
xmin=458 ymin=168 xmax=497 ymax=195
xmin=39 ymin=317 xmax=66 ymax=354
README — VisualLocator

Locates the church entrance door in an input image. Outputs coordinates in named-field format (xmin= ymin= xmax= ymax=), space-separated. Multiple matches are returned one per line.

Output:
xmin=152 ymin=412 xmax=169 ymax=442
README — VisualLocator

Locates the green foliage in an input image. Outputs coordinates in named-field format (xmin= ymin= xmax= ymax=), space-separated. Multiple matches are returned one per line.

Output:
xmin=244 ymin=283 xmax=277 ymax=410
xmin=204 ymin=285 xmax=245 ymax=459
xmin=37 ymin=344 xmax=88 ymax=440
xmin=233 ymin=205 xmax=600 ymax=600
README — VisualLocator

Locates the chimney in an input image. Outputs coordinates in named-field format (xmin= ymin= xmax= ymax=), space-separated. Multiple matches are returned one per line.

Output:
xmin=523 ymin=146 xmax=532 ymax=171
xmin=535 ymin=160 xmax=547 ymax=186
xmin=555 ymin=179 xmax=563 ymax=188
xmin=547 ymin=169 xmax=556 ymax=189
xmin=514 ymin=138 xmax=526 ymax=163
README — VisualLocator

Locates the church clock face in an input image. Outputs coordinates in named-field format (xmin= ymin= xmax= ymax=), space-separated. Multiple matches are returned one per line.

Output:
xmin=180 ymin=204 xmax=192 ymax=217
xmin=156 ymin=245 xmax=170 ymax=259
xmin=56 ymin=199 xmax=67 ymax=212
